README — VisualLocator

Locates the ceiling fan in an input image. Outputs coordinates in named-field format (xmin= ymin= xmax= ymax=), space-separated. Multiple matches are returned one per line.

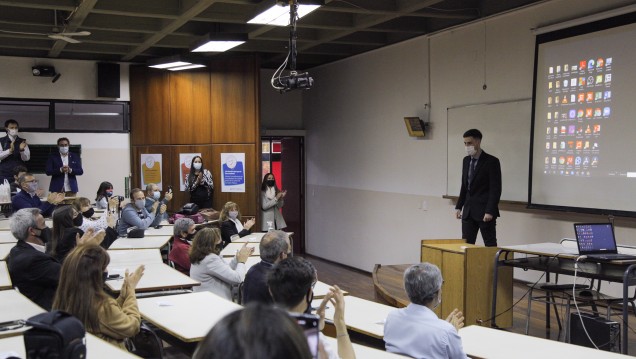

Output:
xmin=0 ymin=10 xmax=91 ymax=43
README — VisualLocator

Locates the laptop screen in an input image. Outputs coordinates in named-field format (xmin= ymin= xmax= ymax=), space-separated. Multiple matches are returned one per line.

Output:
xmin=574 ymin=223 xmax=617 ymax=254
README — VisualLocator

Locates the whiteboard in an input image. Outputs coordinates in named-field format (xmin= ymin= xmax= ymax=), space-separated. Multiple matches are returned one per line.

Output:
xmin=446 ymin=100 xmax=531 ymax=202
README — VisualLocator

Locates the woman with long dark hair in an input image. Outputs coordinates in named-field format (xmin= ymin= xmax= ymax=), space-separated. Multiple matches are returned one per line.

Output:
xmin=260 ymin=173 xmax=287 ymax=231
xmin=186 ymin=156 xmax=214 ymax=209
xmin=49 ymin=205 xmax=107 ymax=263
xmin=52 ymin=244 xmax=144 ymax=349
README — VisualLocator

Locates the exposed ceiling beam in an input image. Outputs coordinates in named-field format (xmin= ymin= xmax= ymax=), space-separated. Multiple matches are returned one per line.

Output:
xmin=48 ymin=0 xmax=98 ymax=57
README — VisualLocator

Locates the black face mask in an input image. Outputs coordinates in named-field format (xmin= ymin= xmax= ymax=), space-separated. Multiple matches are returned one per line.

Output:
xmin=82 ymin=208 xmax=95 ymax=219
xmin=102 ymin=271 xmax=109 ymax=284
xmin=185 ymin=232 xmax=196 ymax=241
xmin=267 ymin=180 xmax=275 ymax=187
xmin=72 ymin=215 xmax=83 ymax=227
xmin=35 ymin=226 xmax=52 ymax=243
xmin=304 ymin=289 xmax=315 ymax=314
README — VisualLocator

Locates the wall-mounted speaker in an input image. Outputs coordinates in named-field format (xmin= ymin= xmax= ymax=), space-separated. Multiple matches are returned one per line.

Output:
xmin=97 ymin=62 xmax=120 ymax=98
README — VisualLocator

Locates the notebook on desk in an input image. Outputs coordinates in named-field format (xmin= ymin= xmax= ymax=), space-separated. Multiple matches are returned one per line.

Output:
xmin=574 ymin=222 xmax=636 ymax=261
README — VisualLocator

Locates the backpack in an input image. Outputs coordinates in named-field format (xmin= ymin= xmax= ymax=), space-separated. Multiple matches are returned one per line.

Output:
xmin=169 ymin=212 xmax=205 ymax=224
xmin=23 ymin=310 xmax=86 ymax=359
xmin=125 ymin=321 xmax=164 ymax=359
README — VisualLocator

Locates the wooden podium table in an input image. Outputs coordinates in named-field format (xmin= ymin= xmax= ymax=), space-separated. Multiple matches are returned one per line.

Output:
xmin=421 ymin=239 xmax=512 ymax=327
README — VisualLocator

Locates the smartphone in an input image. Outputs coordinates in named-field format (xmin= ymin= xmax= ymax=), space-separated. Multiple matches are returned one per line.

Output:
xmin=167 ymin=185 xmax=173 ymax=194
xmin=290 ymin=313 xmax=320 ymax=358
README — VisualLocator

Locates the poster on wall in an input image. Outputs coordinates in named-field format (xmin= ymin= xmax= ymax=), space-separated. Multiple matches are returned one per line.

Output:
xmin=140 ymin=154 xmax=163 ymax=190
xmin=221 ymin=153 xmax=245 ymax=192
xmin=179 ymin=153 xmax=201 ymax=191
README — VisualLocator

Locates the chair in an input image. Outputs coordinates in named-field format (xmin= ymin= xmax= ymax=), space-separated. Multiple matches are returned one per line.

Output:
xmin=525 ymin=277 xmax=589 ymax=338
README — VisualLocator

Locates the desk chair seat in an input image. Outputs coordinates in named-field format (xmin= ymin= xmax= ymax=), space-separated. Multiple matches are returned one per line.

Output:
xmin=525 ymin=282 xmax=589 ymax=339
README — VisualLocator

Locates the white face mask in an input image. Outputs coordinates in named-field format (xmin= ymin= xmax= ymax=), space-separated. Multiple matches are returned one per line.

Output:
xmin=229 ymin=211 xmax=238 ymax=219
xmin=193 ymin=162 xmax=202 ymax=170
xmin=8 ymin=129 xmax=18 ymax=137
xmin=59 ymin=146 xmax=69 ymax=155
xmin=153 ymin=191 xmax=160 ymax=200
xmin=465 ymin=145 xmax=476 ymax=156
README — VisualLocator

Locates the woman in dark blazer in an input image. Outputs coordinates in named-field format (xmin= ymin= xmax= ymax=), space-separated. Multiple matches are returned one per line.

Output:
xmin=219 ymin=201 xmax=255 ymax=247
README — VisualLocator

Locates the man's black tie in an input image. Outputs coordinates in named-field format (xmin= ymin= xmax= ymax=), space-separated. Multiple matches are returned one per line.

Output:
xmin=468 ymin=158 xmax=476 ymax=191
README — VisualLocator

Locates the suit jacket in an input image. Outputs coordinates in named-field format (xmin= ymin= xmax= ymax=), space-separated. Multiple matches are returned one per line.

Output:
xmin=7 ymin=241 xmax=61 ymax=310
xmin=11 ymin=189 xmax=56 ymax=217
xmin=455 ymin=151 xmax=502 ymax=220
xmin=220 ymin=219 xmax=251 ymax=246
xmin=45 ymin=152 xmax=83 ymax=192
xmin=242 ymin=260 xmax=274 ymax=305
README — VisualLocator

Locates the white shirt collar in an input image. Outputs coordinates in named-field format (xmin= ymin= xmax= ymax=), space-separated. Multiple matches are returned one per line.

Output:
xmin=26 ymin=241 xmax=46 ymax=253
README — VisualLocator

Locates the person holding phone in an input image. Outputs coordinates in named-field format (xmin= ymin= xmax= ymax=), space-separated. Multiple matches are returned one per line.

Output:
xmin=186 ymin=156 xmax=214 ymax=209
xmin=144 ymin=183 xmax=173 ymax=222
xmin=267 ymin=257 xmax=356 ymax=359
xmin=260 ymin=173 xmax=287 ymax=231
xmin=219 ymin=201 xmax=255 ymax=247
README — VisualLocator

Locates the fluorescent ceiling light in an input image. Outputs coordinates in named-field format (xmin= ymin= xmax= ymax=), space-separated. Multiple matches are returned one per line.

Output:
xmin=167 ymin=64 xmax=207 ymax=71
xmin=148 ymin=61 xmax=191 ymax=69
xmin=248 ymin=3 xmax=321 ymax=26
xmin=192 ymin=41 xmax=245 ymax=52
xmin=191 ymin=33 xmax=248 ymax=52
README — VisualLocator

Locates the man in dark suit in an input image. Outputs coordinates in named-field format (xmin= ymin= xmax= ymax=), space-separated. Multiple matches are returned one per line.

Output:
xmin=242 ymin=230 xmax=291 ymax=304
xmin=45 ymin=137 xmax=83 ymax=196
xmin=7 ymin=208 xmax=60 ymax=310
xmin=0 ymin=119 xmax=30 ymax=184
xmin=11 ymin=173 xmax=64 ymax=217
xmin=455 ymin=129 xmax=502 ymax=247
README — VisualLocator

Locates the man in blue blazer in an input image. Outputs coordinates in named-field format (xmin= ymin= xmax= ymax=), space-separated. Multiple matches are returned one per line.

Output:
xmin=45 ymin=137 xmax=83 ymax=196
xmin=455 ymin=129 xmax=502 ymax=247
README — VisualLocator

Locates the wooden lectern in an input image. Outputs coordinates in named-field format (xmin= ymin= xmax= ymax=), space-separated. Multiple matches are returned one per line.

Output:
xmin=421 ymin=239 xmax=513 ymax=328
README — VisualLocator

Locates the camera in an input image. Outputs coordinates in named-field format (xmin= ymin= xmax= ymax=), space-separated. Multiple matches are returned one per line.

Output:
xmin=276 ymin=72 xmax=313 ymax=93
xmin=117 ymin=195 xmax=125 ymax=202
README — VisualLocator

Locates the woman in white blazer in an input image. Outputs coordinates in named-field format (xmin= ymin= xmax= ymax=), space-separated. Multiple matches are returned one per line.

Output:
xmin=189 ymin=228 xmax=253 ymax=301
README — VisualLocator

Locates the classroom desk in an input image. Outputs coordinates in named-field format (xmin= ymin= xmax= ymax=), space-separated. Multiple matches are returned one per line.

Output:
xmin=107 ymin=248 xmax=163 ymax=267
xmin=0 ymin=220 xmax=9 ymax=231
xmin=321 ymin=336 xmax=404 ymax=359
xmin=231 ymin=232 xmax=265 ymax=243
xmin=459 ymin=325 xmax=630 ymax=358
xmin=137 ymin=291 xmax=241 ymax=342
xmin=0 ymin=243 xmax=13 ymax=260
xmin=0 ymin=261 xmax=11 ymax=290
xmin=106 ymin=263 xmax=200 ymax=293
xmin=0 ymin=231 xmax=16 ymax=244
xmin=312 ymin=281 xmax=349 ymax=299
xmin=491 ymin=242 xmax=636 ymax=354
xmin=143 ymin=226 xmax=175 ymax=236
xmin=0 ymin=290 xmax=45 ymax=338
xmin=220 ymin=242 xmax=260 ymax=257
xmin=312 ymin=295 xmax=394 ymax=339
xmin=0 ymin=333 xmax=140 ymax=358
xmin=109 ymin=236 xmax=172 ymax=250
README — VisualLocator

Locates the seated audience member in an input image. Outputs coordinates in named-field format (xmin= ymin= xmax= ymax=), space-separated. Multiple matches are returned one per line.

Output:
xmin=11 ymin=173 xmax=64 ymax=217
xmin=144 ymin=183 xmax=172 ymax=222
xmin=49 ymin=205 xmax=106 ymax=263
xmin=53 ymin=244 xmax=143 ymax=349
xmin=189 ymin=227 xmax=253 ymax=301
xmin=267 ymin=257 xmax=355 ymax=359
xmin=384 ymin=263 xmax=467 ymax=359
xmin=242 ymin=230 xmax=290 ymax=304
xmin=219 ymin=201 xmax=255 ymax=247
xmin=168 ymin=217 xmax=196 ymax=275
xmin=193 ymin=302 xmax=312 ymax=359
xmin=10 ymin=165 xmax=27 ymax=195
xmin=7 ymin=208 xmax=59 ymax=310
xmin=71 ymin=197 xmax=117 ymax=232
xmin=95 ymin=181 xmax=124 ymax=210
xmin=117 ymin=188 xmax=165 ymax=236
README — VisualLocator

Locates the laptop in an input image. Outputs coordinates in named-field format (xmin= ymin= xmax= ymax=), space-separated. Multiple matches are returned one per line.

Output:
xmin=574 ymin=223 xmax=636 ymax=261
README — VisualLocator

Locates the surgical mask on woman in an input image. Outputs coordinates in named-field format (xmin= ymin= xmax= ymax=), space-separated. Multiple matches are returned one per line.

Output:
xmin=193 ymin=162 xmax=202 ymax=170
xmin=106 ymin=190 xmax=113 ymax=197
xmin=229 ymin=211 xmax=239 ymax=219
xmin=266 ymin=180 xmax=275 ymax=187
xmin=72 ymin=214 xmax=83 ymax=227
xmin=82 ymin=208 xmax=95 ymax=218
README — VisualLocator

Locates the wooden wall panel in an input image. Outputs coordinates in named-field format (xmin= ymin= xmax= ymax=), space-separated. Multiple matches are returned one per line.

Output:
xmin=168 ymin=145 xmax=214 ymax=213
xmin=130 ymin=67 xmax=171 ymax=145
xmin=131 ymin=146 xmax=174 ymax=208
xmin=169 ymin=70 xmax=212 ymax=144
xmin=210 ymin=57 xmax=259 ymax=144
